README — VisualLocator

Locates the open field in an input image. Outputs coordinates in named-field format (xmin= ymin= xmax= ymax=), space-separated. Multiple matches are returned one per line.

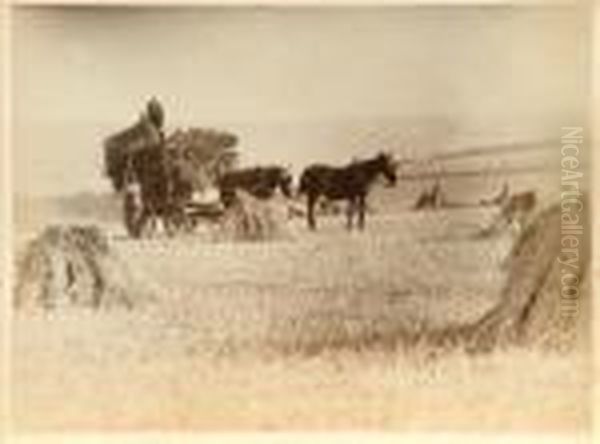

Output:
xmin=10 ymin=201 xmax=591 ymax=432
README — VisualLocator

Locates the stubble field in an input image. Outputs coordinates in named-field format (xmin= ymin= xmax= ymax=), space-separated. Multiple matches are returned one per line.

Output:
xmin=10 ymin=204 xmax=590 ymax=432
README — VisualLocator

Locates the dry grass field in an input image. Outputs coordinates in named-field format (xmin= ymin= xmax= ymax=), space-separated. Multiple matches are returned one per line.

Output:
xmin=10 ymin=195 xmax=591 ymax=433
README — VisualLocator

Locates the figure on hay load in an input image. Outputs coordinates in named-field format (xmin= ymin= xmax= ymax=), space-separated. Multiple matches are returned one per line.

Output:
xmin=146 ymin=96 xmax=165 ymax=131
xmin=103 ymin=97 xmax=174 ymax=237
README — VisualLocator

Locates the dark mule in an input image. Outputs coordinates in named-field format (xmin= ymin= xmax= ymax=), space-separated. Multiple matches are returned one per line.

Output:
xmin=299 ymin=152 xmax=397 ymax=230
xmin=217 ymin=166 xmax=293 ymax=208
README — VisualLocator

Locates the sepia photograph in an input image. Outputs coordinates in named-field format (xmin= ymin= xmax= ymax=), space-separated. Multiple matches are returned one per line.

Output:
xmin=6 ymin=2 xmax=592 ymax=437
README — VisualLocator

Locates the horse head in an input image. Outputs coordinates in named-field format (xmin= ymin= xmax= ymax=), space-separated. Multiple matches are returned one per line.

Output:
xmin=376 ymin=151 xmax=397 ymax=187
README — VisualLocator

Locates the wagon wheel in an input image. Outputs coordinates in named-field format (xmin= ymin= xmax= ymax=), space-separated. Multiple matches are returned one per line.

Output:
xmin=123 ymin=191 xmax=144 ymax=238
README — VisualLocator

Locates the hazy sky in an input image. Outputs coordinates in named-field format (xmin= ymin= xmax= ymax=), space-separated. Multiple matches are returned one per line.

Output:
xmin=13 ymin=6 xmax=586 ymax=196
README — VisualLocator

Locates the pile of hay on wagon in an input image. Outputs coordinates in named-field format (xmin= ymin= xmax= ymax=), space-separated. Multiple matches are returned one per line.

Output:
xmin=102 ymin=98 xmax=240 ymax=238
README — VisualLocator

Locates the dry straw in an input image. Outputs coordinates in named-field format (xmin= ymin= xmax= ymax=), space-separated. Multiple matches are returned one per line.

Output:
xmin=14 ymin=225 xmax=150 ymax=311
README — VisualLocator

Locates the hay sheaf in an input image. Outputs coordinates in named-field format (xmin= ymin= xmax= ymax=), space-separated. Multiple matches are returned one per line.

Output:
xmin=215 ymin=190 xmax=293 ymax=242
xmin=427 ymin=195 xmax=590 ymax=353
xmin=14 ymin=225 xmax=147 ymax=311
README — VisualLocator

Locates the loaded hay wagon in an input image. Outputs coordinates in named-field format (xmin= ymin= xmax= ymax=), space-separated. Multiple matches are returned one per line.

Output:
xmin=102 ymin=99 xmax=239 ymax=238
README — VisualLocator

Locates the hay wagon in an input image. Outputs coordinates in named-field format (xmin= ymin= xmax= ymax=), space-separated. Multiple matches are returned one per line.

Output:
xmin=102 ymin=99 xmax=237 ymax=238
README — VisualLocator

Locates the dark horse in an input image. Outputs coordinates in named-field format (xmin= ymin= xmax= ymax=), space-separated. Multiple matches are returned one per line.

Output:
xmin=299 ymin=152 xmax=397 ymax=230
xmin=217 ymin=166 xmax=293 ymax=208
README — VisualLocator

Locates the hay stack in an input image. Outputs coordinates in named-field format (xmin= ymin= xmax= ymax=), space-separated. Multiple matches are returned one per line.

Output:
xmin=430 ymin=195 xmax=590 ymax=353
xmin=480 ymin=195 xmax=590 ymax=351
xmin=14 ymin=225 xmax=140 ymax=311
xmin=216 ymin=190 xmax=291 ymax=241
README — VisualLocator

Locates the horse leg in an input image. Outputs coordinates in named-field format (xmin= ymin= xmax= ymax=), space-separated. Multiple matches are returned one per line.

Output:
xmin=346 ymin=199 xmax=355 ymax=231
xmin=357 ymin=195 xmax=366 ymax=230
xmin=307 ymin=194 xmax=317 ymax=230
